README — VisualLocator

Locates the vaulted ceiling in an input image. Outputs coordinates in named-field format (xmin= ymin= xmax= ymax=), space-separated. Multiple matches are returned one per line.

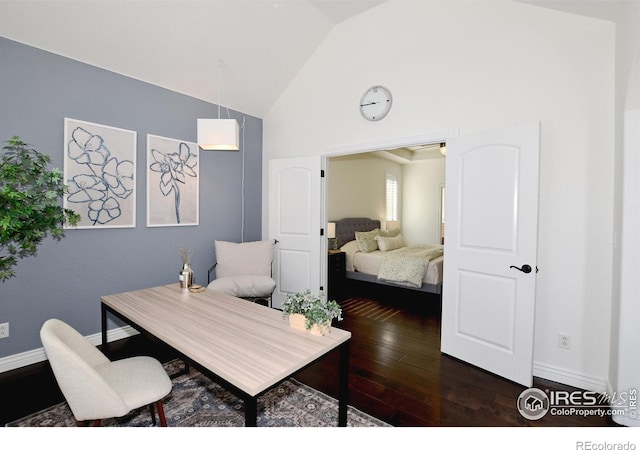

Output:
xmin=0 ymin=1 xmax=628 ymax=118
xmin=0 ymin=0 xmax=386 ymax=118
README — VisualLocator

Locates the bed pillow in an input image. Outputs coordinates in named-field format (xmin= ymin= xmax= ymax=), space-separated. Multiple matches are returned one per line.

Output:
xmin=355 ymin=229 xmax=380 ymax=253
xmin=376 ymin=234 xmax=405 ymax=252
xmin=340 ymin=240 xmax=360 ymax=254
xmin=340 ymin=240 xmax=360 ymax=272
xmin=380 ymin=228 xmax=401 ymax=238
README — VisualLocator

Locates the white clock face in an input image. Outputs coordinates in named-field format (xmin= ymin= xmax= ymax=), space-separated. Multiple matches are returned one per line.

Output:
xmin=360 ymin=85 xmax=392 ymax=121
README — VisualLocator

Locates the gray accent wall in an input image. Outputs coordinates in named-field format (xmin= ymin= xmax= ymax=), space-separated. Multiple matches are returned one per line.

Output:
xmin=0 ymin=37 xmax=263 ymax=358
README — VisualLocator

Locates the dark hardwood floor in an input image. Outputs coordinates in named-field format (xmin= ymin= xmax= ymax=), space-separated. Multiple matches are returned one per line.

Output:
xmin=0 ymin=280 xmax=618 ymax=427
xmin=297 ymin=280 xmax=617 ymax=427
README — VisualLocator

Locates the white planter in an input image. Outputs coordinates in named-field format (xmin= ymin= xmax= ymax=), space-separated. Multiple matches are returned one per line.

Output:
xmin=288 ymin=313 xmax=307 ymax=331
xmin=288 ymin=314 xmax=331 ymax=336
xmin=309 ymin=321 xmax=331 ymax=336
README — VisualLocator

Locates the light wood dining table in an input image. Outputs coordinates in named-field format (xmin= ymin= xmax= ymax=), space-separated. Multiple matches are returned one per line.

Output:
xmin=100 ymin=284 xmax=351 ymax=426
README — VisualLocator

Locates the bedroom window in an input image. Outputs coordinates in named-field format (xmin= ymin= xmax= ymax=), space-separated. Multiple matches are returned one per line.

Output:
xmin=386 ymin=173 xmax=398 ymax=221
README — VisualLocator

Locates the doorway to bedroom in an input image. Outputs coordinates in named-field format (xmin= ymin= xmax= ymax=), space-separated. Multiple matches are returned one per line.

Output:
xmin=322 ymin=122 xmax=541 ymax=387
xmin=325 ymin=139 xmax=447 ymax=305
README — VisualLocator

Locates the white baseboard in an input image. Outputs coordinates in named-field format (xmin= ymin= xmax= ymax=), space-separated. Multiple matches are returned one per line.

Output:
xmin=0 ymin=326 xmax=139 ymax=374
xmin=533 ymin=361 xmax=608 ymax=392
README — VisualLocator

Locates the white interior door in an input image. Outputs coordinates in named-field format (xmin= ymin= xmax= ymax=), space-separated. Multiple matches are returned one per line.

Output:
xmin=440 ymin=122 xmax=540 ymax=387
xmin=269 ymin=156 xmax=322 ymax=309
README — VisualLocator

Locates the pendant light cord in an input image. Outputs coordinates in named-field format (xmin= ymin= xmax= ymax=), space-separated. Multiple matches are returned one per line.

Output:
xmin=240 ymin=117 xmax=245 ymax=242
xmin=218 ymin=59 xmax=246 ymax=242
xmin=217 ymin=59 xmax=222 ymax=120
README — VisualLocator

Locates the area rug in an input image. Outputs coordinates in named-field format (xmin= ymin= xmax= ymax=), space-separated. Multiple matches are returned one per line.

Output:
xmin=6 ymin=360 xmax=389 ymax=427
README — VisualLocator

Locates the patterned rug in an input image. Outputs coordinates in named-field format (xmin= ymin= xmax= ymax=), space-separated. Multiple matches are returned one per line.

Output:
xmin=6 ymin=360 xmax=389 ymax=427
xmin=341 ymin=298 xmax=401 ymax=322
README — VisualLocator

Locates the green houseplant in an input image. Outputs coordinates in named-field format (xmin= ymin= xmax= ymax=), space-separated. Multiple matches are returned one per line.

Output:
xmin=0 ymin=136 xmax=80 ymax=281
xmin=282 ymin=289 xmax=343 ymax=336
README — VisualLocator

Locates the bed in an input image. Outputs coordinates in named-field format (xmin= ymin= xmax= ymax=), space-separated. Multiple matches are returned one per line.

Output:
xmin=334 ymin=217 xmax=443 ymax=295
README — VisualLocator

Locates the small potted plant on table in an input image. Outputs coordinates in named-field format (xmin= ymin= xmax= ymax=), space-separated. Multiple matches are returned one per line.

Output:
xmin=282 ymin=290 xmax=343 ymax=336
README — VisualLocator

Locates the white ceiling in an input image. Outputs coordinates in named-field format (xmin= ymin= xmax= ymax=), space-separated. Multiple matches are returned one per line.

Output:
xmin=0 ymin=0 xmax=386 ymax=118
xmin=0 ymin=1 xmax=628 ymax=118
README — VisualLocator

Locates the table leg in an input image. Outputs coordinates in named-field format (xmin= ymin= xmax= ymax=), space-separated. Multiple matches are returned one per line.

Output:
xmin=245 ymin=396 xmax=258 ymax=427
xmin=101 ymin=303 xmax=109 ymax=356
xmin=338 ymin=340 xmax=350 ymax=427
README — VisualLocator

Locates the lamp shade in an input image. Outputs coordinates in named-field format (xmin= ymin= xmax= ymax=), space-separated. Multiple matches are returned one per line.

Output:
xmin=327 ymin=222 xmax=336 ymax=239
xmin=197 ymin=119 xmax=239 ymax=150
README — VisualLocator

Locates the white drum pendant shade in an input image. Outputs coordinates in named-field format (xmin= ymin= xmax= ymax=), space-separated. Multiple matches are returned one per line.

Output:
xmin=197 ymin=119 xmax=239 ymax=151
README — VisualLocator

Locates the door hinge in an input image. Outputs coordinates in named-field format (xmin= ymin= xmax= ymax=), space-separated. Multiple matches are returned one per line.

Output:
xmin=321 ymin=169 xmax=325 ymax=177
xmin=321 ymin=228 xmax=325 ymax=236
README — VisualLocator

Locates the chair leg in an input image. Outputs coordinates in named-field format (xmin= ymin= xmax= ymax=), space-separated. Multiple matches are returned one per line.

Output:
xmin=155 ymin=400 xmax=168 ymax=427
xmin=149 ymin=403 xmax=157 ymax=426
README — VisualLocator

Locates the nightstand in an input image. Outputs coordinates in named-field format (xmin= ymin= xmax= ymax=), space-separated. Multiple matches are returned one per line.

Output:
xmin=327 ymin=251 xmax=346 ymax=301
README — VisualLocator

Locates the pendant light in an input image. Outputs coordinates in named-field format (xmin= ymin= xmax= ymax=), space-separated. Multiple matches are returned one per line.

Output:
xmin=197 ymin=60 xmax=239 ymax=151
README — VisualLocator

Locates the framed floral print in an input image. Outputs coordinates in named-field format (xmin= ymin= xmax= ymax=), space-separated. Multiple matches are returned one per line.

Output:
xmin=146 ymin=134 xmax=199 ymax=227
xmin=63 ymin=118 xmax=137 ymax=229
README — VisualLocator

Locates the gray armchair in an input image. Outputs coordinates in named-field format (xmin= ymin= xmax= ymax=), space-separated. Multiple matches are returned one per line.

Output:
xmin=207 ymin=239 xmax=277 ymax=307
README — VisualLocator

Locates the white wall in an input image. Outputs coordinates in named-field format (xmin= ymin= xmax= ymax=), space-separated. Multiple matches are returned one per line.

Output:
xmin=611 ymin=107 xmax=640 ymax=426
xmin=609 ymin=9 xmax=640 ymax=423
xmin=607 ymin=1 xmax=640 ymax=426
xmin=263 ymin=1 xmax=615 ymax=389
xmin=327 ymin=155 xmax=402 ymax=223
xmin=402 ymin=159 xmax=446 ymax=245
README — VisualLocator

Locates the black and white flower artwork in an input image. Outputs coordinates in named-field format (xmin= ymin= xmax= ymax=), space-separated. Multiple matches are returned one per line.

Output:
xmin=146 ymin=134 xmax=199 ymax=227
xmin=63 ymin=118 xmax=137 ymax=229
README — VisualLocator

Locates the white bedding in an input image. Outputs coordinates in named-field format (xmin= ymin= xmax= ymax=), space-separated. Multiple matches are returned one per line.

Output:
xmin=341 ymin=240 xmax=444 ymax=286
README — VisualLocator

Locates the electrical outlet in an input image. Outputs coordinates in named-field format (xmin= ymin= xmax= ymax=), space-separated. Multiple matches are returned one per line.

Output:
xmin=558 ymin=333 xmax=570 ymax=349
xmin=0 ymin=322 xmax=8 ymax=339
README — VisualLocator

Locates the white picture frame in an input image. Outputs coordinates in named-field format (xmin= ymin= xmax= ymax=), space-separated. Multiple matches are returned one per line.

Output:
xmin=146 ymin=134 xmax=199 ymax=227
xmin=63 ymin=118 xmax=137 ymax=229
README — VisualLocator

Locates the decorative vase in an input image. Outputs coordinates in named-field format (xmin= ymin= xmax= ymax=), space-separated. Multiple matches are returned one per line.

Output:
xmin=309 ymin=321 xmax=331 ymax=336
xmin=179 ymin=263 xmax=194 ymax=289
xmin=288 ymin=313 xmax=307 ymax=331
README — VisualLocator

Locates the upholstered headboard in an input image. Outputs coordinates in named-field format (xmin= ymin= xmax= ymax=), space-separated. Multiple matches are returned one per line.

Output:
xmin=334 ymin=217 xmax=381 ymax=248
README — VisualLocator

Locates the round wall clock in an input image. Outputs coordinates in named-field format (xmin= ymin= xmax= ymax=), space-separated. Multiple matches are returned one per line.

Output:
xmin=359 ymin=85 xmax=393 ymax=121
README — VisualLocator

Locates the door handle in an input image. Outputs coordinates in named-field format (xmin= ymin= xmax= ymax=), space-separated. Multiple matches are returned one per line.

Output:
xmin=510 ymin=264 xmax=532 ymax=274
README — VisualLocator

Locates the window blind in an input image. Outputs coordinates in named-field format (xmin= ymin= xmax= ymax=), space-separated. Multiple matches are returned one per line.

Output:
xmin=386 ymin=174 xmax=398 ymax=221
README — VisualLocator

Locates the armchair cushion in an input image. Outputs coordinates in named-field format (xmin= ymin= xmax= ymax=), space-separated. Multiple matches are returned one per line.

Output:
xmin=97 ymin=356 xmax=172 ymax=410
xmin=208 ymin=275 xmax=276 ymax=298
xmin=214 ymin=240 xmax=274 ymax=278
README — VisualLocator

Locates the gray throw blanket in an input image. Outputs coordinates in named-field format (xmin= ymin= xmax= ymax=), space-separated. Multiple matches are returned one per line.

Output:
xmin=377 ymin=245 xmax=444 ymax=288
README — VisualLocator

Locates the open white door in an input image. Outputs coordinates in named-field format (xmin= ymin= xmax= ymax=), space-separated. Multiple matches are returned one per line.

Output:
xmin=441 ymin=122 xmax=540 ymax=387
xmin=269 ymin=157 xmax=323 ymax=309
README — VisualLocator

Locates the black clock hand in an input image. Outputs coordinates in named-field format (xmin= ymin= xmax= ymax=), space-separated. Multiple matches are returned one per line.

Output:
xmin=360 ymin=101 xmax=377 ymax=107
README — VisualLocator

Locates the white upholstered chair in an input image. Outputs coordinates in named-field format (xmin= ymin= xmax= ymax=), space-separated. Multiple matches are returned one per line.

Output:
xmin=40 ymin=318 xmax=172 ymax=426
xmin=207 ymin=239 xmax=277 ymax=307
